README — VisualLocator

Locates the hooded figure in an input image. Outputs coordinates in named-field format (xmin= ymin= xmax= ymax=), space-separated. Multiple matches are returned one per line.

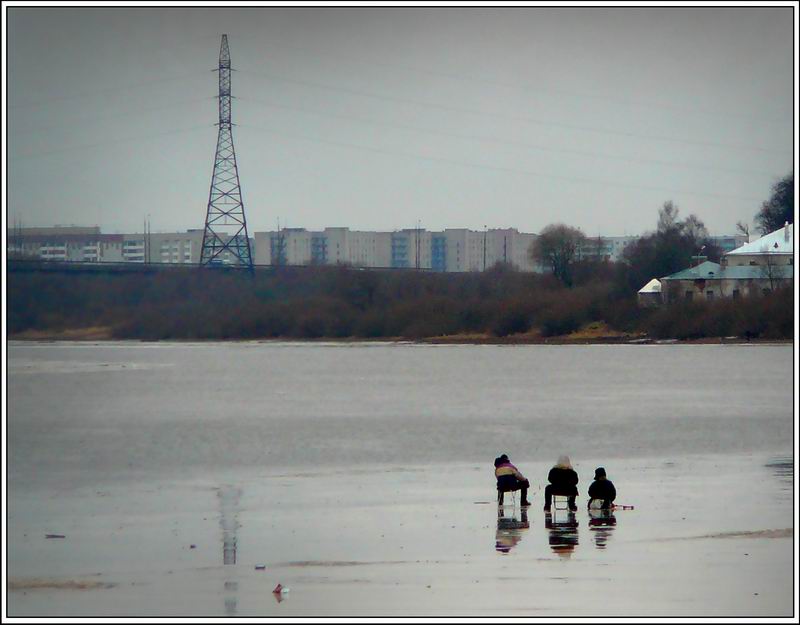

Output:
xmin=544 ymin=454 xmax=579 ymax=512
xmin=587 ymin=467 xmax=616 ymax=510
xmin=494 ymin=453 xmax=532 ymax=507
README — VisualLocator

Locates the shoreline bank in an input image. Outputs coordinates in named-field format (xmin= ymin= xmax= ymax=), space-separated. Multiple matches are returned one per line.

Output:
xmin=8 ymin=327 xmax=791 ymax=346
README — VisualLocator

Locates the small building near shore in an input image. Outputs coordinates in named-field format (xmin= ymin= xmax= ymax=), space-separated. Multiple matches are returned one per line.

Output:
xmin=642 ymin=224 xmax=794 ymax=304
xmin=659 ymin=260 xmax=793 ymax=303
xmin=637 ymin=278 xmax=663 ymax=307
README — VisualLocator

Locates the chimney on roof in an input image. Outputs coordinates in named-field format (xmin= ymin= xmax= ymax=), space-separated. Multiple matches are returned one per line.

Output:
xmin=785 ymin=221 xmax=790 ymax=242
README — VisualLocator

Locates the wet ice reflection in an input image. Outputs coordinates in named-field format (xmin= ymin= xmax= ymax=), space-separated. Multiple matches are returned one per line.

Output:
xmin=544 ymin=511 xmax=579 ymax=558
xmin=765 ymin=456 xmax=792 ymax=485
xmin=224 ymin=595 xmax=237 ymax=616
xmin=219 ymin=488 xmax=241 ymax=615
xmin=588 ymin=509 xmax=617 ymax=549
xmin=495 ymin=505 xmax=529 ymax=554
xmin=218 ymin=486 xmax=241 ymax=565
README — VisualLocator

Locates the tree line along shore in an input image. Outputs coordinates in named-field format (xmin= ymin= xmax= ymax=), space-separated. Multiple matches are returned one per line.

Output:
xmin=8 ymin=260 xmax=792 ymax=342
xmin=10 ymin=175 xmax=794 ymax=343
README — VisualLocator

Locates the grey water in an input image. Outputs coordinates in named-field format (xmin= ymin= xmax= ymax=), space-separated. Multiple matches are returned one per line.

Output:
xmin=8 ymin=341 xmax=793 ymax=491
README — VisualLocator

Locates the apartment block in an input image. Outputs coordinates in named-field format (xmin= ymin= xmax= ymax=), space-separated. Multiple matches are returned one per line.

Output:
xmin=10 ymin=224 xmax=750 ymax=274
xmin=708 ymin=234 xmax=750 ymax=254
xmin=577 ymin=234 xmax=748 ymax=264
xmin=251 ymin=227 xmax=539 ymax=272
xmin=578 ymin=236 xmax=637 ymax=263
xmin=120 ymin=230 xmax=204 ymax=264
xmin=9 ymin=226 xmax=125 ymax=262
xmin=254 ymin=228 xmax=394 ymax=268
xmin=391 ymin=229 xmax=431 ymax=269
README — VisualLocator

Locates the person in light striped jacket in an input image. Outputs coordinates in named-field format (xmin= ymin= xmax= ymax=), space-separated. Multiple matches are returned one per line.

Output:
xmin=494 ymin=454 xmax=532 ymax=507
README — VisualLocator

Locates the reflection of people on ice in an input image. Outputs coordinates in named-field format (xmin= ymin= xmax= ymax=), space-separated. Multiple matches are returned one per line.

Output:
xmin=494 ymin=454 xmax=532 ymax=506
xmin=543 ymin=455 xmax=578 ymax=511
xmin=495 ymin=506 xmax=530 ymax=553
xmin=587 ymin=467 xmax=616 ymax=510
xmin=588 ymin=508 xmax=617 ymax=549
xmin=544 ymin=510 xmax=579 ymax=558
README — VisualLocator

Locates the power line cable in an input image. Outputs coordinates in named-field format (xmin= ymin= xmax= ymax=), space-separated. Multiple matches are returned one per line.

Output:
xmin=11 ymin=97 xmax=215 ymax=135
xmin=236 ymin=68 xmax=789 ymax=157
xmin=237 ymin=95 xmax=777 ymax=178
xmin=237 ymin=121 xmax=766 ymax=204
xmin=9 ymin=124 xmax=210 ymax=162
xmin=234 ymin=35 xmax=790 ymax=126
xmin=9 ymin=70 xmax=212 ymax=111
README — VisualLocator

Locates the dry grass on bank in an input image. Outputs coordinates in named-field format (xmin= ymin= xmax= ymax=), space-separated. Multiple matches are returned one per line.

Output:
xmin=11 ymin=326 xmax=114 ymax=341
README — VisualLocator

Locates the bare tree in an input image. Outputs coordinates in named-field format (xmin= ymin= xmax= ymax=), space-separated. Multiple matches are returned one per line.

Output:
xmin=682 ymin=214 xmax=709 ymax=246
xmin=582 ymin=235 xmax=607 ymax=262
xmin=530 ymin=223 xmax=586 ymax=286
xmin=270 ymin=232 xmax=287 ymax=266
xmin=736 ymin=221 xmax=750 ymax=240
xmin=657 ymin=201 xmax=681 ymax=235
xmin=759 ymin=249 xmax=787 ymax=293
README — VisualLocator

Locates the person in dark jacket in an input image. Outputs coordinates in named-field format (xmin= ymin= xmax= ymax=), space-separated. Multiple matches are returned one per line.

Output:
xmin=494 ymin=454 xmax=532 ymax=506
xmin=587 ymin=467 xmax=616 ymax=510
xmin=543 ymin=455 xmax=579 ymax=512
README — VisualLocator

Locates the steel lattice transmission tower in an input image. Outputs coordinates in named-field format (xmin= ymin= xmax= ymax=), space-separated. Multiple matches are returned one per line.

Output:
xmin=200 ymin=34 xmax=253 ymax=268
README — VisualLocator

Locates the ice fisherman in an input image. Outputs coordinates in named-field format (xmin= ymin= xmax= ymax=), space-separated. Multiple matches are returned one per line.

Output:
xmin=494 ymin=454 xmax=532 ymax=507
xmin=543 ymin=455 xmax=579 ymax=512
xmin=587 ymin=467 xmax=616 ymax=510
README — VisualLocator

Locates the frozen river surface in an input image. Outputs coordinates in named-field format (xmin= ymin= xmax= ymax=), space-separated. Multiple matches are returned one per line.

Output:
xmin=7 ymin=342 xmax=795 ymax=617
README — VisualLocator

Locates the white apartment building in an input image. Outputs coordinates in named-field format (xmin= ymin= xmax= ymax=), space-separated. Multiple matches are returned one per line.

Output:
xmin=485 ymin=228 xmax=537 ymax=272
xmin=577 ymin=236 xmax=636 ymax=263
xmin=254 ymin=228 xmax=339 ymax=266
xmin=13 ymin=224 xmax=749 ymax=274
xmin=122 ymin=236 xmax=146 ymax=262
xmin=351 ymin=230 xmax=393 ymax=267
xmin=254 ymin=228 xmax=398 ymax=268
xmin=252 ymin=227 xmax=538 ymax=272
xmin=391 ymin=229 xmax=432 ymax=269
xmin=441 ymin=229 xmax=472 ymax=272
xmin=151 ymin=231 xmax=204 ymax=265
xmin=120 ymin=230 xmax=207 ymax=264
xmin=252 ymin=228 xmax=313 ymax=266
xmin=439 ymin=228 xmax=536 ymax=272
xmin=708 ymin=234 xmax=750 ymax=254
xmin=323 ymin=228 xmax=348 ymax=265
xmin=577 ymin=234 xmax=747 ymax=264
xmin=9 ymin=226 xmax=126 ymax=262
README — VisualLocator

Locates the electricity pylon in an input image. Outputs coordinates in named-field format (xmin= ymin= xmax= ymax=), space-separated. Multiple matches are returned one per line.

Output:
xmin=200 ymin=34 xmax=253 ymax=268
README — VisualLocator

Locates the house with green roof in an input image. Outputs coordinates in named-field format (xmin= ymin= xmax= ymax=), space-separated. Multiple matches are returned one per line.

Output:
xmin=645 ymin=223 xmax=794 ymax=304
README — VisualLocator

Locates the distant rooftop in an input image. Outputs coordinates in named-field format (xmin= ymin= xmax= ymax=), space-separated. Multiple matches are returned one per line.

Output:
xmin=661 ymin=259 xmax=794 ymax=282
xmin=16 ymin=226 xmax=101 ymax=236
xmin=662 ymin=260 xmax=722 ymax=281
xmin=726 ymin=223 xmax=793 ymax=256
xmin=638 ymin=278 xmax=662 ymax=293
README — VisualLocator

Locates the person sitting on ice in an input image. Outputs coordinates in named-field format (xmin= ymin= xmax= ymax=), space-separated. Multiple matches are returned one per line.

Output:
xmin=494 ymin=454 xmax=532 ymax=507
xmin=587 ymin=467 xmax=616 ymax=510
xmin=543 ymin=455 xmax=579 ymax=512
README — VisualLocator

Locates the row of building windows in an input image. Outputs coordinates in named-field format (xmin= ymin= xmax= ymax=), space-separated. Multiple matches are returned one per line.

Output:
xmin=686 ymin=288 xmax=771 ymax=302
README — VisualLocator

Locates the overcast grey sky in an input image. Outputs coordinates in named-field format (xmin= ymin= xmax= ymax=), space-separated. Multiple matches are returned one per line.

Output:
xmin=6 ymin=5 xmax=795 ymax=236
